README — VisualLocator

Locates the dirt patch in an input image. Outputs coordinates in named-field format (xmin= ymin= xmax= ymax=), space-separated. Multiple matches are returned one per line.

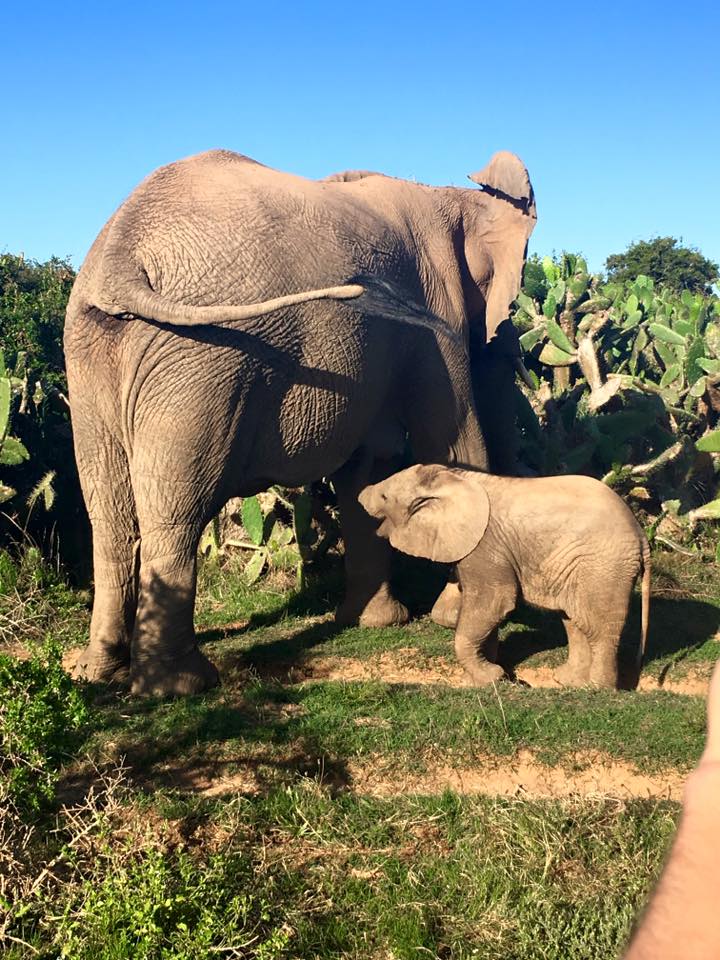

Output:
xmin=639 ymin=671 xmax=712 ymax=697
xmin=0 ymin=641 xmax=31 ymax=660
xmin=306 ymin=648 xmax=467 ymax=686
xmin=298 ymin=651 xmax=712 ymax=698
xmin=63 ymin=630 xmax=712 ymax=699
xmin=62 ymin=646 xmax=83 ymax=673
xmin=182 ymin=749 xmax=685 ymax=802
xmin=347 ymin=750 xmax=685 ymax=802
xmin=518 ymin=665 xmax=712 ymax=698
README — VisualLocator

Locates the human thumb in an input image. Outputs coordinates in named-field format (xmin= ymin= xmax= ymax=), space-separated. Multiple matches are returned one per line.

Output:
xmin=701 ymin=658 xmax=720 ymax=765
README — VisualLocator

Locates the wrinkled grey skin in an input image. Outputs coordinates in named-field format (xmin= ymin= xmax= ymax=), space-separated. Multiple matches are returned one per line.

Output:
xmin=360 ymin=464 xmax=651 ymax=689
xmin=64 ymin=148 xmax=535 ymax=696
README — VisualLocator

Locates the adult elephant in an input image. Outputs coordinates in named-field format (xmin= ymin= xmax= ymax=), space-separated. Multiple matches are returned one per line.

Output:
xmin=64 ymin=148 xmax=536 ymax=696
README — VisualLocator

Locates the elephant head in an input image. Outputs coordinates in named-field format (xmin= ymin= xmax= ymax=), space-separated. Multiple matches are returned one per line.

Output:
xmin=359 ymin=464 xmax=490 ymax=563
xmin=462 ymin=151 xmax=537 ymax=354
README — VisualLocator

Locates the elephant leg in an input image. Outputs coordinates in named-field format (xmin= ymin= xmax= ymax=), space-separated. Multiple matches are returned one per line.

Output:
xmin=472 ymin=349 xmax=519 ymax=476
xmin=431 ymin=573 xmax=462 ymax=628
xmin=129 ymin=511 xmax=220 ymax=697
xmin=587 ymin=621 xmax=625 ymax=689
xmin=581 ymin=586 xmax=631 ymax=689
xmin=127 ymin=430 xmax=227 ymax=697
xmin=72 ymin=438 xmax=138 ymax=686
xmin=453 ymin=583 xmax=515 ymax=686
xmin=333 ymin=452 xmax=409 ymax=628
xmin=554 ymin=619 xmax=593 ymax=687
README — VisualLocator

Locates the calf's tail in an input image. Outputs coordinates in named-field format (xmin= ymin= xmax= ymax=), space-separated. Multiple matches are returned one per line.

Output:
xmin=638 ymin=536 xmax=651 ymax=671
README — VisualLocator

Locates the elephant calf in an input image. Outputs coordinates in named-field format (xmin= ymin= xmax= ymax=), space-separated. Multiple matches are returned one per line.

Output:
xmin=359 ymin=464 xmax=650 ymax=689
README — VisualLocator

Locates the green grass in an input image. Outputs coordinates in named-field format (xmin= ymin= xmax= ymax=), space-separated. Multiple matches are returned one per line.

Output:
xmin=83 ymin=676 xmax=706 ymax=793
xmin=7 ymin=784 xmax=677 ymax=959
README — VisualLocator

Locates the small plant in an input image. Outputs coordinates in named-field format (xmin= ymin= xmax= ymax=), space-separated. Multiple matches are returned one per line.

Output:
xmin=0 ymin=350 xmax=30 ymax=504
xmin=0 ymin=637 xmax=91 ymax=816
xmin=200 ymin=485 xmax=340 ymax=586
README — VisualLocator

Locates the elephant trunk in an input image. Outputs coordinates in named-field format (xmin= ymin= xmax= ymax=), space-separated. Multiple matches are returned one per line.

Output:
xmin=451 ymin=407 xmax=490 ymax=473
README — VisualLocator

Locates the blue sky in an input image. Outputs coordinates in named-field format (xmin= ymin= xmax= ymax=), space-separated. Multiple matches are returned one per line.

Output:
xmin=2 ymin=1 xmax=719 ymax=274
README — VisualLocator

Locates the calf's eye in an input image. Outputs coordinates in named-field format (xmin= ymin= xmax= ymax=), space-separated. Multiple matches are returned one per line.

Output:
xmin=408 ymin=496 xmax=436 ymax=517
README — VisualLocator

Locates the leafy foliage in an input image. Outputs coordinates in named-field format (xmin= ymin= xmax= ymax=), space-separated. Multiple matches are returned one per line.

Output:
xmin=0 ymin=254 xmax=74 ymax=385
xmin=605 ymin=237 xmax=718 ymax=295
xmin=200 ymin=486 xmax=341 ymax=586
xmin=514 ymin=254 xmax=720 ymax=549
xmin=0 ymin=351 xmax=30 ymax=504
xmin=0 ymin=258 xmax=88 ymax=574
xmin=0 ymin=636 xmax=91 ymax=816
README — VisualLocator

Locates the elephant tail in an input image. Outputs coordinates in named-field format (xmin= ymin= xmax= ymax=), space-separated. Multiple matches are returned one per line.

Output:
xmin=638 ymin=536 xmax=651 ymax=670
xmin=93 ymin=272 xmax=365 ymax=327
xmin=91 ymin=237 xmax=463 ymax=343
xmin=84 ymin=177 xmax=367 ymax=326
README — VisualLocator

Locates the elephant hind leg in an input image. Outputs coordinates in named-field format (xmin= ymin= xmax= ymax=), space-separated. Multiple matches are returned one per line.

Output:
xmin=554 ymin=619 xmax=593 ymax=687
xmin=72 ymin=436 xmax=139 ymax=686
xmin=555 ymin=617 xmax=626 ymax=689
xmin=587 ymin=621 xmax=626 ymax=689
xmin=129 ymin=471 xmax=222 ymax=697
xmin=129 ymin=516 xmax=220 ymax=697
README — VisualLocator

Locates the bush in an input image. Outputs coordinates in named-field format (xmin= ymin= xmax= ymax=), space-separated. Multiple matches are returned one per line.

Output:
xmin=3 ymin=772 xmax=293 ymax=959
xmin=0 ymin=253 xmax=74 ymax=385
xmin=513 ymin=254 xmax=720 ymax=552
xmin=0 ymin=637 xmax=91 ymax=816
xmin=0 ymin=256 xmax=89 ymax=577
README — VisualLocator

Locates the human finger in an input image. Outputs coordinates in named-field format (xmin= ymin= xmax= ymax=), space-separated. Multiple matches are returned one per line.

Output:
xmin=702 ymin=657 xmax=720 ymax=764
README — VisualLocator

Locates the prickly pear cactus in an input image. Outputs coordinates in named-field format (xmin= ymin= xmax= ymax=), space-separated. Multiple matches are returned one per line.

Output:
xmin=0 ymin=350 xmax=30 ymax=503
xmin=513 ymin=255 xmax=720 ymax=550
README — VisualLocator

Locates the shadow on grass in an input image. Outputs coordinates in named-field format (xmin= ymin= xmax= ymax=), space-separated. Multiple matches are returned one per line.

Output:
xmin=226 ymin=618 xmax=347 ymax=677
xmin=73 ymin=682 xmax=355 ymax=800
xmin=199 ymin=554 xmax=446 ymax=644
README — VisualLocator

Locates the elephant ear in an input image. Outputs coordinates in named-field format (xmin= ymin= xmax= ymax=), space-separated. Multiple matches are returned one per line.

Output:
xmin=385 ymin=467 xmax=490 ymax=564
xmin=467 ymin=151 xmax=536 ymax=216
xmin=467 ymin=152 xmax=537 ymax=350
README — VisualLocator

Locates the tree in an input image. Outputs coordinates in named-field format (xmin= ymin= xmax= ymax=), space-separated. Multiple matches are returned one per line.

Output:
xmin=605 ymin=237 xmax=718 ymax=295
xmin=0 ymin=254 xmax=75 ymax=385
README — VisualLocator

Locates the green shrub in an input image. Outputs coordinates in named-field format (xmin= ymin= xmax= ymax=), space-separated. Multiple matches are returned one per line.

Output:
xmin=200 ymin=485 xmax=341 ymax=588
xmin=0 ymin=637 xmax=91 ymax=816
xmin=0 ymin=255 xmax=88 ymax=576
xmin=0 ymin=253 xmax=73 ymax=385
xmin=513 ymin=254 xmax=720 ymax=551
xmin=52 ymin=843 xmax=292 ymax=960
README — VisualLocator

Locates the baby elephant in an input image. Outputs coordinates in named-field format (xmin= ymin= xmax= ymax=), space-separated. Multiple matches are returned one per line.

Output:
xmin=359 ymin=464 xmax=650 ymax=689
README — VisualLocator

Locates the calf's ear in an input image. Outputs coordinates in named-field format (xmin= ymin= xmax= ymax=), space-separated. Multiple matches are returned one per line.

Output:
xmin=387 ymin=470 xmax=490 ymax=563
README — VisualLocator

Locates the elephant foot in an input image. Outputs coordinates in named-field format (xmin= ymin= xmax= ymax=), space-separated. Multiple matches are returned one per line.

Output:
xmin=430 ymin=581 xmax=462 ymax=628
xmin=461 ymin=660 xmax=506 ymax=686
xmin=130 ymin=647 xmax=220 ymax=698
xmin=71 ymin=644 xmax=130 ymax=686
xmin=335 ymin=585 xmax=409 ymax=628
xmin=552 ymin=661 xmax=590 ymax=688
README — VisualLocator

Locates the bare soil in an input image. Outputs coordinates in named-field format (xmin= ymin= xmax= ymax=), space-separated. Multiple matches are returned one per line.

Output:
xmin=299 ymin=651 xmax=712 ymax=698
xmin=190 ymin=749 xmax=685 ymax=802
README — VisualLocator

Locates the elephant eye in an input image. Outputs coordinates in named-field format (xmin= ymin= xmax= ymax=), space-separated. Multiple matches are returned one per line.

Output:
xmin=408 ymin=496 xmax=436 ymax=517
